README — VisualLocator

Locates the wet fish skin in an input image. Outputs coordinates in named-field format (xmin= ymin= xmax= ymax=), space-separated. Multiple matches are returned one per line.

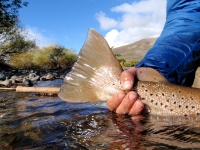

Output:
xmin=135 ymin=81 xmax=200 ymax=116
xmin=58 ymin=28 xmax=200 ymax=116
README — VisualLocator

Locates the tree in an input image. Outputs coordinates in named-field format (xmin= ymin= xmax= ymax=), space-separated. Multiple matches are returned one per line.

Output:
xmin=0 ymin=33 xmax=36 ymax=62
xmin=0 ymin=0 xmax=28 ymax=45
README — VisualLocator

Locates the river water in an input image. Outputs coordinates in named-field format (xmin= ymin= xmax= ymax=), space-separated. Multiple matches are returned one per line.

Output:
xmin=0 ymin=79 xmax=199 ymax=150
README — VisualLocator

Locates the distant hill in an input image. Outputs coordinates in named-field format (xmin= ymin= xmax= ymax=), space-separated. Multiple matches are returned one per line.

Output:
xmin=112 ymin=37 xmax=200 ymax=87
xmin=112 ymin=38 xmax=157 ymax=61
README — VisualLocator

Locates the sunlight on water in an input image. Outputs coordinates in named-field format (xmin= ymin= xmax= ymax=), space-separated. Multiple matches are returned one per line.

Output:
xmin=0 ymin=80 xmax=199 ymax=149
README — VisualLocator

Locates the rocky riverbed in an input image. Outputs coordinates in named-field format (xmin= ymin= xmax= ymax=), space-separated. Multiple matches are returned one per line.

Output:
xmin=0 ymin=68 xmax=70 ymax=87
xmin=1 ymin=66 xmax=200 ymax=88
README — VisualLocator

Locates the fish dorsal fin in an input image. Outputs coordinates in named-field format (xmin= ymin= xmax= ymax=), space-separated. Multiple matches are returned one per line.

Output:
xmin=192 ymin=67 xmax=200 ymax=88
xmin=58 ymin=29 xmax=123 ymax=102
xmin=136 ymin=67 xmax=169 ymax=83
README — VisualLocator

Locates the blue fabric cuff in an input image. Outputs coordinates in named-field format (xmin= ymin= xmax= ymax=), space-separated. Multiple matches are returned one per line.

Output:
xmin=136 ymin=0 xmax=200 ymax=86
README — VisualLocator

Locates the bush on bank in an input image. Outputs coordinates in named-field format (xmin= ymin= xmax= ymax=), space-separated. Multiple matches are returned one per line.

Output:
xmin=9 ymin=51 xmax=34 ymax=69
xmin=123 ymin=58 xmax=141 ymax=68
xmin=9 ymin=45 xmax=77 ymax=69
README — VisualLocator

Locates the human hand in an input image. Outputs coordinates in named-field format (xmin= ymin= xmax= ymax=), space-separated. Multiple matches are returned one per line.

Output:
xmin=107 ymin=67 xmax=144 ymax=115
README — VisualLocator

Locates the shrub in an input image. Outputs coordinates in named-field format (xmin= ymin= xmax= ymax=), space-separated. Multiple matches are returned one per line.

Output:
xmin=32 ymin=47 xmax=54 ymax=69
xmin=9 ymin=45 xmax=77 ymax=70
xmin=117 ymin=59 xmax=126 ymax=68
xmin=124 ymin=58 xmax=141 ymax=67
xmin=9 ymin=51 xmax=34 ymax=69
xmin=58 ymin=50 xmax=77 ymax=68
xmin=32 ymin=45 xmax=77 ymax=69
xmin=115 ymin=53 xmax=122 ymax=57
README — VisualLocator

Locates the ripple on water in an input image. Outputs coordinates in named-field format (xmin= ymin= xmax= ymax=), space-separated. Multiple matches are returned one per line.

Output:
xmin=0 ymin=86 xmax=200 ymax=149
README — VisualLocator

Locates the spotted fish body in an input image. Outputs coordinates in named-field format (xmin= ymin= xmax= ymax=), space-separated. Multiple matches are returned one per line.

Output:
xmin=58 ymin=28 xmax=200 ymax=116
xmin=135 ymin=81 xmax=200 ymax=116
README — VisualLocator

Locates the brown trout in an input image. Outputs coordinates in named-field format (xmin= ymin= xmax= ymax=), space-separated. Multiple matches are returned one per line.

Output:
xmin=58 ymin=29 xmax=200 ymax=116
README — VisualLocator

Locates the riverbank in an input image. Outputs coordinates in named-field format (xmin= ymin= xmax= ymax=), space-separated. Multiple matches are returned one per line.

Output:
xmin=0 ymin=68 xmax=70 ymax=87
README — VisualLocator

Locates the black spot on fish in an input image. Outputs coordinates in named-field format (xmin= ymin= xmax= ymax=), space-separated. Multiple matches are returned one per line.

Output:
xmin=192 ymin=106 xmax=195 ymax=109
xmin=181 ymin=97 xmax=184 ymax=100
xmin=160 ymin=103 xmax=163 ymax=106
xmin=145 ymin=89 xmax=148 ymax=92
xmin=184 ymin=114 xmax=187 ymax=117
xmin=150 ymin=93 xmax=153 ymax=96
xmin=141 ymin=97 xmax=145 ymax=100
xmin=179 ymin=105 xmax=181 ymax=108
xmin=162 ymin=93 xmax=164 ymax=96
xmin=190 ymin=97 xmax=193 ymax=100
xmin=166 ymin=99 xmax=169 ymax=102
xmin=151 ymin=100 xmax=154 ymax=103
xmin=165 ymin=105 xmax=168 ymax=108
xmin=170 ymin=109 xmax=173 ymax=111
xmin=186 ymin=106 xmax=188 ymax=109
xmin=156 ymin=94 xmax=158 ymax=97
xmin=197 ymin=113 xmax=200 ymax=115
xmin=155 ymin=102 xmax=158 ymax=105
xmin=172 ymin=94 xmax=175 ymax=97
xmin=178 ymin=90 xmax=181 ymax=93
xmin=174 ymin=101 xmax=176 ymax=104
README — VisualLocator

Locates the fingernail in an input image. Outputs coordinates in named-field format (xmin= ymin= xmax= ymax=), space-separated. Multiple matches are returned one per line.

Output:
xmin=135 ymin=100 xmax=144 ymax=109
xmin=129 ymin=93 xmax=136 ymax=101
xmin=123 ymin=81 xmax=132 ymax=90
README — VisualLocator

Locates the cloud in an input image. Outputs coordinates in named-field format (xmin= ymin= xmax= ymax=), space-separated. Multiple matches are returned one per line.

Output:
xmin=24 ymin=27 xmax=55 ymax=47
xmin=96 ymin=0 xmax=166 ymax=47
xmin=96 ymin=12 xmax=118 ymax=30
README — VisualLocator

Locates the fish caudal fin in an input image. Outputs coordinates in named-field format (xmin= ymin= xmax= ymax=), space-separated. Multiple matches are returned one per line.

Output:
xmin=58 ymin=29 xmax=123 ymax=102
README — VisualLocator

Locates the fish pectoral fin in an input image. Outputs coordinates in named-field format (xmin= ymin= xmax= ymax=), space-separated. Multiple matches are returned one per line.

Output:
xmin=192 ymin=67 xmax=200 ymax=89
xmin=136 ymin=67 xmax=169 ymax=83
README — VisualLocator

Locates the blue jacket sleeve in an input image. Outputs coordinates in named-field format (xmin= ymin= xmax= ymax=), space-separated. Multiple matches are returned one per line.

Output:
xmin=136 ymin=0 xmax=200 ymax=86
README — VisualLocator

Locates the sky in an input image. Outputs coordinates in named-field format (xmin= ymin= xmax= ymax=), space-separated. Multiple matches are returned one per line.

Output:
xmin=19 ymin=0 xmax=166 ymax=52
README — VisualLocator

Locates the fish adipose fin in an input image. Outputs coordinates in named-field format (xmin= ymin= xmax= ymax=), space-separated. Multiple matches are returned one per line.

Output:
xmin=58 ymin=29 xmax=123 ymax=102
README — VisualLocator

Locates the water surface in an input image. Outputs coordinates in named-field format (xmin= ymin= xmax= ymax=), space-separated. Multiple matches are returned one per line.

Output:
xmin=0 ymin=79 xmax=199 ymax=149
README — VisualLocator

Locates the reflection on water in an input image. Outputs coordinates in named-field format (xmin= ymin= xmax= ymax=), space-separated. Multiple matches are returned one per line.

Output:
xmin=0 ymin=80 xmax=200 ymax=149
